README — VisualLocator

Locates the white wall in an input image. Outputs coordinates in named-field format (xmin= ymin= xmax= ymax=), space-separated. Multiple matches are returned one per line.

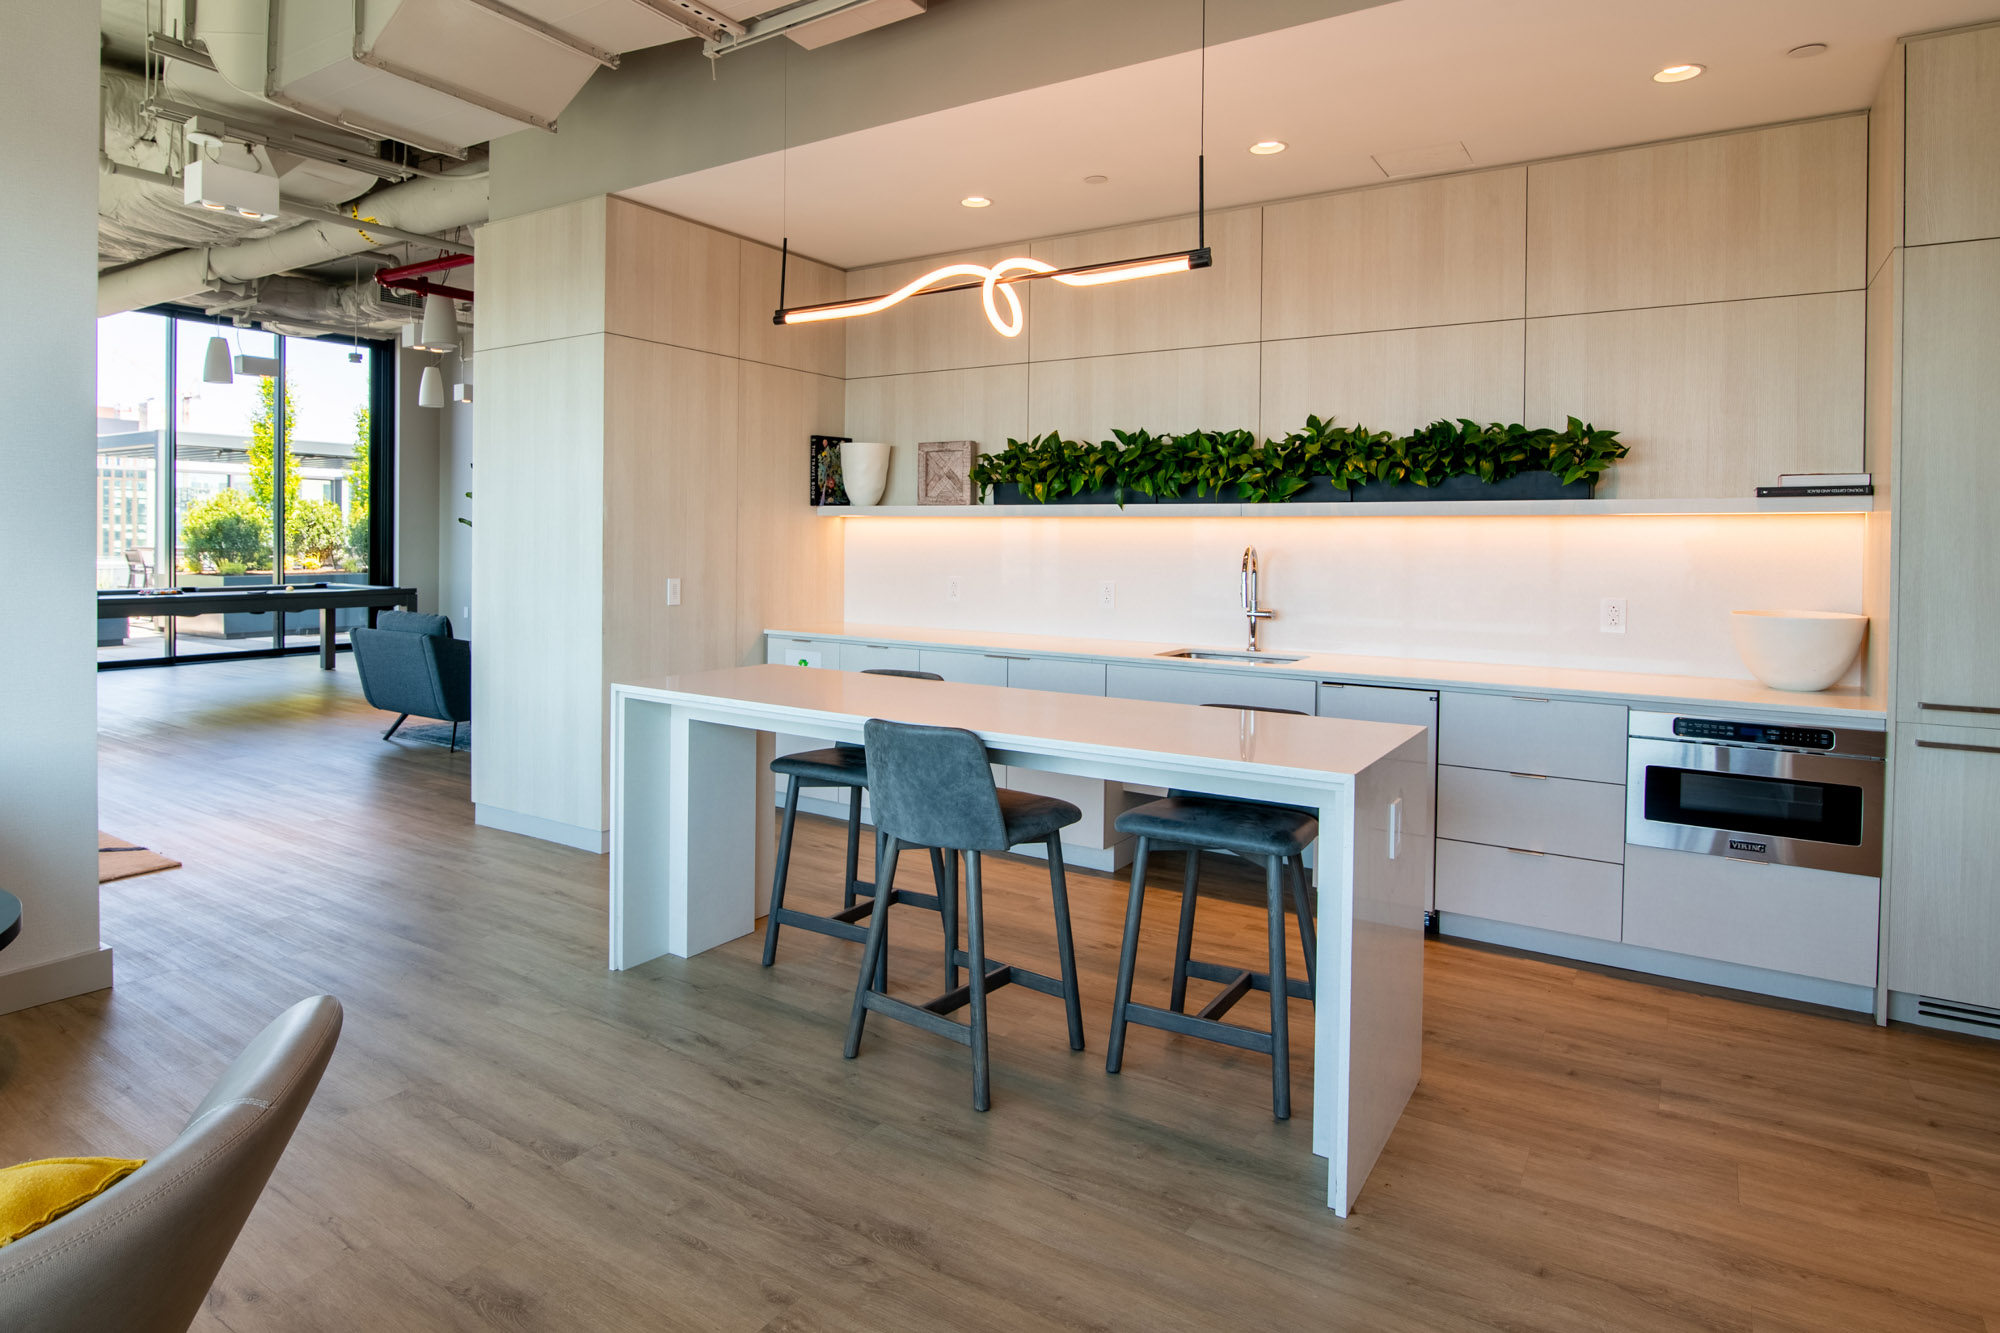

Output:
xmin=0 ymin=0 xmax=111 ymax=1009
xmin=843 ymin=513 xmax=1867 ymax=682
xmin=438 ymin=346 xmax=475 ymax=633
xmin=395 ymin=344 xmax=441 ymax=614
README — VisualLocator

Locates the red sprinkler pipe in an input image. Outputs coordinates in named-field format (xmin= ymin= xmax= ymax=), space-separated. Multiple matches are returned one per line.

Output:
xmin=375 ymin=253 xmax=475 ymax=302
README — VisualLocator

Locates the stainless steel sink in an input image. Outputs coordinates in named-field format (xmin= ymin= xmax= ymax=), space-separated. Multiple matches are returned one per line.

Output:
xmin=1156 ymin=649 xmax=1306 ymax=665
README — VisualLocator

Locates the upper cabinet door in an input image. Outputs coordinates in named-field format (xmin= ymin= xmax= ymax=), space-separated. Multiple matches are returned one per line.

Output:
xmin=1907 ymin=26 xmax=2000 ymax=248
xmin=1896 ymin=239 xmax=2000 ymax=722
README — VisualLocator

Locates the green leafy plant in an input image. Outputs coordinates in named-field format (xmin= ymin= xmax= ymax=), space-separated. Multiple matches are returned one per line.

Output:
xmin=969 ymin=412 xmax=1630 ymax=505
xmin=180 ymin=488 xmax=271 ymax=571
xmin=347 ymin=511 xmax=370 ymax=563
xmin=216 ymin=559 xmax=248 ymax=576
xmin=288 ymin=498 xmax=347 ymax=568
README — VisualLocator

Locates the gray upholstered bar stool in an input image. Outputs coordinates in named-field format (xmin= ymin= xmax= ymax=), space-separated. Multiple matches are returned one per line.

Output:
xmin=1105 ymin=705 xmax=1319 ymax=1120
xmin=845 ymin=719 xmax=1086 ymax=1111
xmin=761 ymin=669 xmax=950 ymax=970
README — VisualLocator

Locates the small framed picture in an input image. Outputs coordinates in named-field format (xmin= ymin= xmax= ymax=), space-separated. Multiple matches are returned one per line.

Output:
xmin=809 ymin=435 xmax=851 ymax=506
xmin=918 ymin=440 xmax=976 ymax=506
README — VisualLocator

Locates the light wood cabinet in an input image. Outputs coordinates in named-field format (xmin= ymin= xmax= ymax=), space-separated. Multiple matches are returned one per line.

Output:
xmin=1886 ymin=724 xmax=2000 ymax=1008
xmin=1438 ymin=691 xmax=1627 ymax=783
xmin=1435 ymin=838 xmax=1623 ymax=942
xmin=1893 ymin=239 xmax=2000 ymax=721
xmin=1623 ymin=845 xmax=1878 ymax=988
xmin=1906 ymin=25 xmax=2000 ymax=247
xmin=1438 ymin=766 xmax=1624 ymax=865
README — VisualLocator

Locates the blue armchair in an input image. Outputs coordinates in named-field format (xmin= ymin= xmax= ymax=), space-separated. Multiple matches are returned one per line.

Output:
xmin=350 ymin=611 xmax=471 ymax=751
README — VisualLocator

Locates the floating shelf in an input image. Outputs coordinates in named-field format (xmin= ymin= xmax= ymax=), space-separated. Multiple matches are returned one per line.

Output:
xmin=817 ymin=497 xmax=1878 ymax=519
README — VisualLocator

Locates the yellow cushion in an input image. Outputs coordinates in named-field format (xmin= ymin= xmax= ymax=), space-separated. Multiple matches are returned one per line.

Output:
xmin=0 ymin=1157 xmax=145 ymax=1247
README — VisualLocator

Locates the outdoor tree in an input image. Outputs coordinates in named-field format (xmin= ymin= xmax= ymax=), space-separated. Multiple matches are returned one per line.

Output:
xmin=349 ymin=406 xmax=371 ymax=520
xmin=247 ymin=376 xmax=300 ymax=518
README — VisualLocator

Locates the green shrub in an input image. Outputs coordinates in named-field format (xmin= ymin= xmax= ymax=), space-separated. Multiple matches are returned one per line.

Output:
xmin=180 ymin=488 xmax=270 ymax=570
xmin=216 ymin=559 xmax=248 ymax=575
xmin=346 ymin=511 xmax=370 ymax=563
xmin=288 ymin=499 xmax=347 ymax=569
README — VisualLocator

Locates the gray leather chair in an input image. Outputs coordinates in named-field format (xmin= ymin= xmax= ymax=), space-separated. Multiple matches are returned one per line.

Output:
xmin=845 ymin=719 xmax=1085 ymax=1111
xmin=0 ymin=995 xmax=343 ymax=1333
xmin=351 ymin=611 xmax=471 ymax=750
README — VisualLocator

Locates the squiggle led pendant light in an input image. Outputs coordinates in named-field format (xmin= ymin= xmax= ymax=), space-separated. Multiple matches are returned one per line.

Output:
xmin=774 ymin=1 xmax=1212 ymax=338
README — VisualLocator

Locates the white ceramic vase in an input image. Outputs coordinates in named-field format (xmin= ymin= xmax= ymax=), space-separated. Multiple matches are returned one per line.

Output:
xmin=841 ymin=441 xmax=892 ymax=507
xmin=1730 ymin=610 xmax=1868 ymax=692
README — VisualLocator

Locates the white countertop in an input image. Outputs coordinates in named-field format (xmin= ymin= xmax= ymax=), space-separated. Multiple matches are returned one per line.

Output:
xmin=767 ymin=622 xmax=1886 ymax=725
xmin=620 ymin=665 xmax=1425 ymax=782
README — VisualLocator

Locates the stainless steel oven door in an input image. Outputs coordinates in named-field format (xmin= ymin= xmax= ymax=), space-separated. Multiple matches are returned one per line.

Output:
xmin=1625 ymin=738 xmax=1883 ymax=877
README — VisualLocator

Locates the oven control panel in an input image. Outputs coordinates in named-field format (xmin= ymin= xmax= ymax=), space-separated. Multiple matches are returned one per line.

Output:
xmin=1672 ymin=717 xmax=1836 ymax=750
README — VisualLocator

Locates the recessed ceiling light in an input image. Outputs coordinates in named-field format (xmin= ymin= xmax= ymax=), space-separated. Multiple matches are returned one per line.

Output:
xmin=1653 ymin=63 xmax=1705 ymax=83
xmin=1249 ymin=140 xmax=1288 ymax=155
xmin=1083 ymin=174 xmax=1109 ymax=185
xmin=1787 ymin=43 xmax=1828 ymax=58
xmin=960 ymin=195 xmax=992 ymax=208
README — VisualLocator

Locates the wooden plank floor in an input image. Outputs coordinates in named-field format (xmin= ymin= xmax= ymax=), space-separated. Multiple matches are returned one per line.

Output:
xmin=1 ymin=657 xmax=1996 ymax=1331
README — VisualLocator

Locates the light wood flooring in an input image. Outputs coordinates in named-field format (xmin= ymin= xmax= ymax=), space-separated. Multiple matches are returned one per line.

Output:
xmin=1 ymin=656 xmax=1996 ymax=1331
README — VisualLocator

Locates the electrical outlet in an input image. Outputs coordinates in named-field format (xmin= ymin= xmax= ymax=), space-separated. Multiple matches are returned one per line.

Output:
xmin=1099 ymin=580 xmax=1116 ymax=610
xmin=1600 ymin=597 xmax=1626 ymax=634
xmin=946 ymin=576 xmax=963 ymax=603
xmin=665 ymin=578 xmax=682 ymax=606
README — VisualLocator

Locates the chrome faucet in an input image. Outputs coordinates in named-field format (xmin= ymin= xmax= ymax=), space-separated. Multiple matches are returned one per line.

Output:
xmin=1241 ymin=546 xmax=1274 ymax=651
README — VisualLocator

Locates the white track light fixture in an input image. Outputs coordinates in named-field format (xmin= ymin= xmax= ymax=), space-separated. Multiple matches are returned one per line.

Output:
xmin=183 ymin=157 xmax=279 ymax=221
xmin=418 ymin=294 xmax=460 ymax=352
xmin=202 ymin=336 xmax=234 ymax=385
xmin=418 ymin=363 xmax=446 ymax=409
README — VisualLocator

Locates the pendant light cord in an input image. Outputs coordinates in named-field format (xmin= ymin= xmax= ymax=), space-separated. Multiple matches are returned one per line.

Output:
xmin=1197 ymin=0 xmax=1207 ymax=251
xmin=777 ymin=42 xmax=791 ymax=313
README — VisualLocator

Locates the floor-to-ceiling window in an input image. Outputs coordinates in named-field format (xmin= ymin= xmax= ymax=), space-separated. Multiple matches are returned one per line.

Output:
xmin=95 ymin=309 xmax=391 ymax=667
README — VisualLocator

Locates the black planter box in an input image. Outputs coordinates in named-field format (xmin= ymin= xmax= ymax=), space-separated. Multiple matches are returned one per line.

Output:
xmin=1350 ymin=471 xmax=1594 ymax=503
xmin=990 ymin=483 xmax=1151 ymax=506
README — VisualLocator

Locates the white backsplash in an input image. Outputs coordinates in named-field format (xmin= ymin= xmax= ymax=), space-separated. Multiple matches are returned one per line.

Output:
xmin=842 ymin=513 xmax=1869 ymax=682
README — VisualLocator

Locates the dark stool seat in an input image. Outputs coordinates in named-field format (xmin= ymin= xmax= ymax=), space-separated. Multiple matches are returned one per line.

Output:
xmin=845 ymin=719 xmax=1086 ymax=1112
xmin=769 ymin=745 xmax=869 ymax=787
xmin=762 ymin=671 xmax=948 ymax=976
xmin=1106 ymin=786 xmax=1319 ymax=1120
xmin=995 ymin=789 xmax=1083 ymax=845
xmin=1115 ymin=795 xmax=1316 ymax=858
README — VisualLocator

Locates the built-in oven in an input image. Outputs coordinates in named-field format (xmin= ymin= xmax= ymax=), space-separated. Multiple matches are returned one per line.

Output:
xmin=1625 ymin=711 xmax=1884 ymax=878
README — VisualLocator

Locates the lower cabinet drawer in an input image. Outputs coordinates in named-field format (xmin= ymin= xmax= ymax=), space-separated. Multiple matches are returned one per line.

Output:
xmin=1623 ymin=844 xmax=1878 ymax=986
xmin=1105 ymin=663 xmax=1316 ymax=712
xmin=1438 ymin=765 xmax=1625 ymax=864
xmin=1435 ymin=838 xmax=1623 ymax=941
xmin=1007 ymin=657 xmax=1106 ymax=695
xmin=838 ymin=641 xmax=924 ymax=673
xmin=767 ymin=636 xmax=836 ymax=667
xmin=918 ymin=648 xmax=1009 ymax=686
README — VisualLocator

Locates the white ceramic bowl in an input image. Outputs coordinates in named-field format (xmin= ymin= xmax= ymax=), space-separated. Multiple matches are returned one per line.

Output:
xmin=840 ymin=441 xmax=892 ymax=507
xmin=1730 ymin=610 xmax=1868 ymax=692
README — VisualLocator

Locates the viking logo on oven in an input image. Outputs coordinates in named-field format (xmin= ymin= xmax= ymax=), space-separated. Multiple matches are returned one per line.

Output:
xmin=1728 ymin=838 xmax=1768 ymax=855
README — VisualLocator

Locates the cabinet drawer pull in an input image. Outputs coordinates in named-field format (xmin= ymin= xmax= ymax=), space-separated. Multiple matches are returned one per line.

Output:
xmin=1509 ymin=696 xmax=1551 ymax=704
xmin=1504 ymin=846 xmax=1546 ymax=857
xmin=1916 ymin=739 xmax=2000 ymax=755
xmin=984 ymin=654 xmax=1030 ymax=661
xmin=1508 ymin=771 xmax=1549 ymax=781
xmin=786 ymin=638 xmax=814 ymax=644
xmin=1919 ymin=702 xmax=2000 ymax=715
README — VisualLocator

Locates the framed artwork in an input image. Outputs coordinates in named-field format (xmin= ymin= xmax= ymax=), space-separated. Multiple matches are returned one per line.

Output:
xmin=918 ymin=440 xmax=976 ymax=505
xmin=809 ymin=435 xmax=851 ymax=506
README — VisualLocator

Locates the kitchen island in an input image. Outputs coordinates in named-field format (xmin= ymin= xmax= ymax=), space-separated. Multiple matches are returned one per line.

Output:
xmin=609 ymin=664 xmax=1430 ymax=1215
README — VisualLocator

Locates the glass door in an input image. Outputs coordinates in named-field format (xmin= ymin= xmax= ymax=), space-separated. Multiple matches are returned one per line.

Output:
xmin=94 ymin=311 xmax=171 ymax=661
xmin=172 ymin=322 xmax=282 ymax=656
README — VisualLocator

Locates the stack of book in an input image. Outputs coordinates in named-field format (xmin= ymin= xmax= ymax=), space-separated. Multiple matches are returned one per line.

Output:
xmin=1756 ymin=473 xmax=1874 ymax=497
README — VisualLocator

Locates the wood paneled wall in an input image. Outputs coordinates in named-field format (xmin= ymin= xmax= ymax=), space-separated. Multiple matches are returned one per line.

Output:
xmin=474 ymin=197 xmax=845 ymax=841
xmin=846 ymin=116 xmax=1869 ymax=503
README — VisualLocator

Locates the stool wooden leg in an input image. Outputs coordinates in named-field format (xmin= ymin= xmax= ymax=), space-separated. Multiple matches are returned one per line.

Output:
xmin=1266 ymin=854 xmax=1292 ymax=1121
xmin=845 ymin=835 xmax=901 ymax=1059
xmin=1287 ymin=856 xmax=1317 ymax=997
xmin=932 ymin=847 xmax=959 ymax=990
xmin=842 ymin=786 xmax=864 ymax=909
xmin=872 ymin=827 xmax=890 ymax=992
xmin=1170 ymin=848 xmax=1202 ymax=1013
xmin=964 ymin=850 xmax=992 ymax=1111
xmin=761 ymin=781 xmax=803 ymax=967
xmin=1044 ymin=836 xmax=1085 ymax=1052
xmin=1105 ymin=836 xmax=1151 ymax=1075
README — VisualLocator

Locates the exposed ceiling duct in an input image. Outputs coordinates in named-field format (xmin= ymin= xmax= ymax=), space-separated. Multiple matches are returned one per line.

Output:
xmin=98 ymin=167 xmax=488 ymax=318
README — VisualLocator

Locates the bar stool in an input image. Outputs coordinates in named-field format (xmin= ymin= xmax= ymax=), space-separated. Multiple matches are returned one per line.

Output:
xmin=761 ymin=669 xmax=950 ymax=970
xmin=1105 ymin=705 xmax=1318 ymax=1120
xmin=844 ymin=719 xmax=1086 ymax=1111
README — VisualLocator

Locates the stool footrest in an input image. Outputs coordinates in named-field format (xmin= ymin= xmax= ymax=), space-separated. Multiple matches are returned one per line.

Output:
xmin=772 ymin=906 xmax=869 ymax=946
xmin=947 ymin=948 xmax=1067 ymax=1000
xmin=923 ymin=963 xmax=1015 ymax=1016
xmin=1195 ymin=970 xmax=1254 ymax=1022
xmin=1185 ymin=957 xmax=1314 ymax=1002
xmin=861 ymin=991 xmax=973 ymax=1047
xmin=1119 ymin=1001 xmax=1276 ymax=1055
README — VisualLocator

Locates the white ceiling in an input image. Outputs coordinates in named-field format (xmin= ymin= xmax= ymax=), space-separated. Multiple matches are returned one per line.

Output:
xmin=619 ymin=0 xmax=2000 ymax=270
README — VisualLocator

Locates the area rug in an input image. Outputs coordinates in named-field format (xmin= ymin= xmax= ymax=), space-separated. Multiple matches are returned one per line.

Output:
xmin=397 ymin=721 xmax=470 ymax=751
xmin=98 ymin=832 xmax=181 ymax=883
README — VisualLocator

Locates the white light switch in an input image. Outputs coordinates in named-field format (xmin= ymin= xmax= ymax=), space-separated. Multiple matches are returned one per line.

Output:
xmin=665 ymin=578 xmax=681 ymax=606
